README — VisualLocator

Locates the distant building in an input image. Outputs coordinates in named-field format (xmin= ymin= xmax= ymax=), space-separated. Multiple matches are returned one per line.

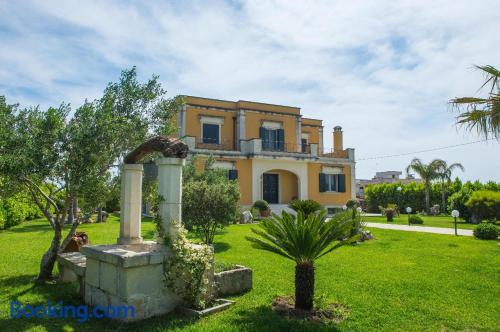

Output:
xmin=356 ymin=171 xmax=421 ymax=198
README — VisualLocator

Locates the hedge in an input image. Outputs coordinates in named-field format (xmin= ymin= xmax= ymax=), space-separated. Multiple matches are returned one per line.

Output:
xmin=365 ymin=179 xmax=500 ymax=218
xmin=0 ymin=193 xmax=43 ymax=230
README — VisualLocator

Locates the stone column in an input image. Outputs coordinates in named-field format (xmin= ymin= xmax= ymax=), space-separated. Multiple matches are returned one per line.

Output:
xmin=156 ymin=157 xmax=186 ymax=241
xmin=118 ymin=164 xmax=143 ymax=245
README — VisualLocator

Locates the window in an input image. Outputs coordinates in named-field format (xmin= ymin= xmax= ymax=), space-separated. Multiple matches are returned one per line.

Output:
xmin=260 ymin=127 xmax=284 ymax=151
xmin=319 ymin=173 xmax=346 ymax=193
xmin=202 ymin=123 xmax=220 ymax=144
xmin=301 ymin=138 xmax=308 ymax=153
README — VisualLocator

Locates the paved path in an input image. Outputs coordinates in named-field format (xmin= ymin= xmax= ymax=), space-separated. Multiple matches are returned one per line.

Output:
xmin=365 ymin=222 xmax=473 ymax=236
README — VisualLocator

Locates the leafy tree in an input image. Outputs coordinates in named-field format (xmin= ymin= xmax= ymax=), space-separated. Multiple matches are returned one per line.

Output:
xmin=406 ymin=158 xmax=442 ymax=213
xmin=246 ymin=210 xmax=356 ymax=311
xmin=434 ymin=160 xmax=465 ymax=213
xmin=182 ymin=156 xmax=240 ymax=244
xmin=450 ymin=65 xmax=500 ymax=139
xmin=182 ymin=180 xmax=240 ymax=245
xmin=0 ymin=68 xmax=181 ymax=282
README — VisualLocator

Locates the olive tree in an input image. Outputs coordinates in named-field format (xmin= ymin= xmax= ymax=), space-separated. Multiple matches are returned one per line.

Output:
xmin=0 ymin=68 xmax=181 ymax=282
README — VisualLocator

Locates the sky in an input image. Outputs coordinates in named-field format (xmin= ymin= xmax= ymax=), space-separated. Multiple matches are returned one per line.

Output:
xmin=1 ymin=0 xmax=499 ymax=182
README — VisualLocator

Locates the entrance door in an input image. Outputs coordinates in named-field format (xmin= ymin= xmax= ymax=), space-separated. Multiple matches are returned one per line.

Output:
xmin=263 ymin=173 xmax=279 ymax=204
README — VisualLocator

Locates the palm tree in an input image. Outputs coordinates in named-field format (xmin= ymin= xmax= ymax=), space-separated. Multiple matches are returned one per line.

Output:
xmin=434 ymin=160 xmax=465 ymax=213
xmin=450 ymin=65 xmax=499 ymax=139
xmin=406 ymin=158 xmax=442 ymax=214
xmin=246 ymin=210 xmax=355 ymax=311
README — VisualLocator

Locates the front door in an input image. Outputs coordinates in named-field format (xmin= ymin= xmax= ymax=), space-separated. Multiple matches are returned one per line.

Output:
xmin=263 ymin=173 xmax=279 ymax=204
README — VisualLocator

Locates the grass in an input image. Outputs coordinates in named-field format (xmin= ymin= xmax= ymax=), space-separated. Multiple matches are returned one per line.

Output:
xmin=0 ymin=215 xmax=499 ymax=331
xmin=364 ymin=214 xmax=479 ymax=230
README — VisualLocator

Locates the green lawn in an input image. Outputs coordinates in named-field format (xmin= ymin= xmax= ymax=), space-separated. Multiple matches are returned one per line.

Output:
xmin=0 ymin=216 xmax=499 ymax=331
xmin=364 ymin=214 xmax=479 ymax=230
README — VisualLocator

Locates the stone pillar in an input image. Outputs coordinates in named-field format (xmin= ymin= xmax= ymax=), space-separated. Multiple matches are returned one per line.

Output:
xmin=118 ymin=164 xmax=143 ymax=245
xmin=156 ymin=157 xmax=185 ymax=241
xmin=296 ymin=117 xmax=302 ymax=152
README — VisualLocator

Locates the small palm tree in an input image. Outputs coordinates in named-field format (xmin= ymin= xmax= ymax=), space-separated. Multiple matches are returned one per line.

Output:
xmin=406 ymin=158 xmax=442 ymax=213
xmin=246 ymin=210 xmax=355 ymax=311
xmin=434 ymin=160 xmax=465 ymax=213
xmin=450 ymin=65 xmax=499 ymax=139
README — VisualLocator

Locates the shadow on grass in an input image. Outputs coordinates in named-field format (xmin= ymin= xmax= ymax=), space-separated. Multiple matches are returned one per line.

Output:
xmin=228 ymin=305 xmax=341 ymax=332
xmin=3 ymin=222 xmax=52 ymax=234
xmin=213 ymin=242 xmax=231 ymax=253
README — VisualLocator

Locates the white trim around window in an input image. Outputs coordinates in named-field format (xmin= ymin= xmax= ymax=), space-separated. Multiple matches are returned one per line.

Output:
xmin=200 ymin=116 xmax=223 ymax=144
xmin=322 ymin=166 xmax=343 ymax=174
xmin=262 ymin=121 xmax=282 ymax=130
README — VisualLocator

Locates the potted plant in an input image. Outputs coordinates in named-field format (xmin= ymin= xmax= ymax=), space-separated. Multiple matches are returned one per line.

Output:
xmin=253 ymin=200 xmax=270 ymax=218
xmin=385 ymin=208 xmax=394 ymax=222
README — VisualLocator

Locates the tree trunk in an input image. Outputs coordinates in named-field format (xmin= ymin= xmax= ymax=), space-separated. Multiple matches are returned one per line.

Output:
xmin=66 ymin=197 xmax=74 ymax=224
xmin=425 ymin=180 xmax=430 ymax=214
xmin=97 ymin=206 xmax=103 ymax=223
xmin=295 ymin=262 xmax=315 ymax=310
xmin=36 ymin=221 xmax=62 ymax=283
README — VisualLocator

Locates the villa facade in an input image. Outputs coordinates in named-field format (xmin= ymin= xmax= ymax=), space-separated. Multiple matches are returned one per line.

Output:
xmin=177 ymin=96 xmax=356 ymax=211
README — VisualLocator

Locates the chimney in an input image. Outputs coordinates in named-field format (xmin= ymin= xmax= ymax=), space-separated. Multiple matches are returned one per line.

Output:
xmin=333 ymin=126 xmax=343 ymax=152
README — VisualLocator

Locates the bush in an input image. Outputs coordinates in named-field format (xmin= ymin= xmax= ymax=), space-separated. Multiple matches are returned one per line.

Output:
xmin=473 ymin=223 xmax=500 ymax=240
xmin=183 ymin=179 xmax=240 ymax=245
xmin=253 ymin=200 xmax=269 ymax=212
xmin=288 ymin=199 xmax=323 ymax=218
xmin=448 ymin=187 xmax=474 ymax=222
xmin=409 ymin=215 xmax=424 ymax=224
xmin=465 ymin=190 xmax=500 ymax=223
xmin=386 ymin=208 xmax=394 ymax=221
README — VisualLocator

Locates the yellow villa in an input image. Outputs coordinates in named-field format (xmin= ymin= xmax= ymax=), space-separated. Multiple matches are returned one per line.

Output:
xmin=177 ymin=96 xmax=356 ymax=212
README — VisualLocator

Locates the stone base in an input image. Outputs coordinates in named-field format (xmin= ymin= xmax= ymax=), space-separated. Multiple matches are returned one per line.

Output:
xmin=214 ymin=265 xmax=253 ymax=296
xmin=117 ymin=236 xmax=143 ymax=245
xmin=80 ymin=241 xmax=180 ymax=321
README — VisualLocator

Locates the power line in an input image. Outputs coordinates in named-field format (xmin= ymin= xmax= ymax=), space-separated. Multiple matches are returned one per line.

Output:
xmin=357 ymin=138 xmax=497 ymax=161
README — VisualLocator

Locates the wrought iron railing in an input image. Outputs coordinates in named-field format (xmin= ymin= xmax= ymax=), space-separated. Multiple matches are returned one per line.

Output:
xmin=262 ymin=141 xmax=310 ymax=154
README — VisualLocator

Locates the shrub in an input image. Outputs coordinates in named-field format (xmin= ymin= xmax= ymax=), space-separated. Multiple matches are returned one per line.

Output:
xmin=386 ymin=208 xmax=394 ymax=221
xmin=409 ymin=215 xmax=424 ymax=224
xmin=253 ymin=200 xmax=269 ymax=212
xmin=182 ymin=179 xmax=240 ymax=245
xmin=465 ymin=190 xmax=500 ymax=223
xmin=288 ymin=199 xmax=323 ymax=218
xmin=473 ymin=223 xmax=500 ymax=240
xmin=345 ymin=199 xmax=359 ymax=209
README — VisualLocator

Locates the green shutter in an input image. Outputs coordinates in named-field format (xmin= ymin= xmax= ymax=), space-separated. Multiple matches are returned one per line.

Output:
xmin=319 ymin=173 xmax=327 ymax=192
xmin=277 ymin=129 xmax=285 ymax=151
xmin=338 ymin=174 xmax=346 ymax=192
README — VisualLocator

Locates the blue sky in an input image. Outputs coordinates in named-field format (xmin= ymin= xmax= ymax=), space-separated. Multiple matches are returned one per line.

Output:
xmin=1 ymin=0 xmax=499 ymax=181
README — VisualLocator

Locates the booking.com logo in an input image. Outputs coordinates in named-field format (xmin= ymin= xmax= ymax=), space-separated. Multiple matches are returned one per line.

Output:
xmin=10 ymin=301 xmax=135 ymax=323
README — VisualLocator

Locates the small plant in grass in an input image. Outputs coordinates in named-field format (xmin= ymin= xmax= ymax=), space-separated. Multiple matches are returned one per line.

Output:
xmin=409 ymin=215 xmax=424 ymax=224
xmin=473 ymin=223 xmax=499 ymax=240
xmin=246 ymin=210 xmax=356 ymax=311
xmin=288 ymin=199 xmax=324 ymax=218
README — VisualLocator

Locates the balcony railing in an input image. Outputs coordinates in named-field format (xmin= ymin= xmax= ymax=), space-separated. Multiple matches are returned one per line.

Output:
xmin=195 ymin=139 xmax=236 ymax=151
xmin=262 ymin=141 xmax=310 ymax=153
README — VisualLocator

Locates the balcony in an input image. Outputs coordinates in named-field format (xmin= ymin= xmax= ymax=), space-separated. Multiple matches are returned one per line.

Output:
xmin=195 ymin=139 xmax=235 ymax=151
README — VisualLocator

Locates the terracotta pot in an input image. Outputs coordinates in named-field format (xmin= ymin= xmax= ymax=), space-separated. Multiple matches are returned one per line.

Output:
xmin=260 ymin=209 xmax=271 ymax=218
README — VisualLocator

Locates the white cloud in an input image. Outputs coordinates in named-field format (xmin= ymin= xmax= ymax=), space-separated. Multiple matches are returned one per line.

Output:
xmin=0 ymin=0 xmax=499 ymax=181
